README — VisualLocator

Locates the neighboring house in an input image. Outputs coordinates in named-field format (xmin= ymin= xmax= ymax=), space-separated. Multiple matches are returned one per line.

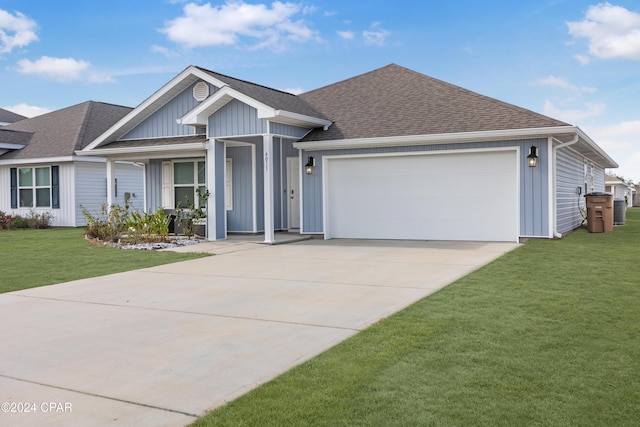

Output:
xmin=605 ymin=174 xmax=634 ymax=207
xmin=0 ymin=108 xmax=26 ymax=126
xmin=79 ymin=64 xmax=617 ymax=242
xmin=0 ymin=101 xmax=144 ymax=226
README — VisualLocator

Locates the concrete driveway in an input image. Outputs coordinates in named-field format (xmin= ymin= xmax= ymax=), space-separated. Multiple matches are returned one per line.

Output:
xmin=0 ymin=238 xmax=518 ymax=426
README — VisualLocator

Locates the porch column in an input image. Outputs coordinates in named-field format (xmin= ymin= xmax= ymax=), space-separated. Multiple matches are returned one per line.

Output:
xmin=206 ymin=139 xmax=227 ymax=240
xmin=106 ymin=159 xmax=116 ymax=208
xmin=263 ymin=134 xmax=275 ymax=243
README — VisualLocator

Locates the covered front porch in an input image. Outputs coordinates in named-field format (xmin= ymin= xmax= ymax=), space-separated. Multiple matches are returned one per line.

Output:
xmin=91 ymin=133 xmax=304 ymax=244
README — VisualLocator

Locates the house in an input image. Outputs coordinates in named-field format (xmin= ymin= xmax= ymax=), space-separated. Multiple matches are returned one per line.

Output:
xmin=0 ymin=108 xmax=26 ymax=126
xmin=0 ymin=101 xmax=145 ymax=226
xmin=605 ymin=174 xmax=634 ymax=207
xmin=79 ymin=64 xmax=617 ymax=242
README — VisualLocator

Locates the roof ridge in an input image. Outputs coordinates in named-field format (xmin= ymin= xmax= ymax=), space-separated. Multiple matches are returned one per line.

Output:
xmin=300 ymin=63 xmax=400 ymax=96
xmin=414 ymin=69 xmax=571 ymax=126
xmin=73 ymin=101 xmax=94 ymax=151
xmin=195 ymin=65 xmax=299 ymax=97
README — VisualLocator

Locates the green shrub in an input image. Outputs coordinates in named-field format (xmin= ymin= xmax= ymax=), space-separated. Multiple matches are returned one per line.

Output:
xmin=81 ymin=204 xmax=130 ymax=242
xmin=175 ymin=187 xmax=209 ymax=238
xmin=24 ymin=209 xmax=55 ymax=229
xmin=1 ymin=210 xmax=53 ymax=229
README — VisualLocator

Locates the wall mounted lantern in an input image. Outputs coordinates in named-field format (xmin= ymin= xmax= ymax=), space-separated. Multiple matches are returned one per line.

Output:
xmin=305 ymin=156 xmax=315 ymax=175
xmin=527 ymin=146 xmax=538 ymax=167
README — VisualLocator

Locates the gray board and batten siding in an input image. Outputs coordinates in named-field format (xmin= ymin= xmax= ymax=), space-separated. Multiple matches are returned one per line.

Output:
xmin=226 ymin=145 xmax=253 ymax=232
xmin=301 ymin=139 xmax=551 ymax=238
xmin=555 ymin=147 xmax=605 ymax=234
xmin=123 ymin=82 xmax=218 ymax=140
xmin=208 ymin=99 xmax=312 ymax=139
xmin=144 ymin=136 xmax=298 ymax=234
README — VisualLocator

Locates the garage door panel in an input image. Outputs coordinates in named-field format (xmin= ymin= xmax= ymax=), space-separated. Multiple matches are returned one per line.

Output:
xmin=325 ymin=151 xmax=518 ymax=242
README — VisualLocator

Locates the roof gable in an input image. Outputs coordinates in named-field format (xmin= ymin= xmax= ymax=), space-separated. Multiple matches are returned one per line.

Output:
xmin=299 ymin=64 xmax=570 ymax=142
xmin=0 ymin=101 xmax=131 ymax=161
xmin=0 ymin=108 xmax=27 ymax=125
xmin=86 ymin=65 xmax=329 ymax=150
xmin=195 ymin=67 xmax=326 ymax=119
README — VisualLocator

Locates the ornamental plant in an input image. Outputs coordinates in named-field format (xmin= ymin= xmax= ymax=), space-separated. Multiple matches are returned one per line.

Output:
xmin=81 ymin=203 xmax=130 ymax=242
xmin=125 ymin=209 xmax=170 ymax=243
xmin=175 ymin=187 xmax=210 ymax=238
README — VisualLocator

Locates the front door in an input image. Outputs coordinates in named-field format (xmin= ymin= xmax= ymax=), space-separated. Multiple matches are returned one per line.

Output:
xmin=286 ymin=157 xmax=300 ymax=229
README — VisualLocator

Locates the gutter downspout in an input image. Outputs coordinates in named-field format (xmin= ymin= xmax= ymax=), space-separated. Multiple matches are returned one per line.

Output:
xmin=552 ymin=133 xmax=579 ymax=238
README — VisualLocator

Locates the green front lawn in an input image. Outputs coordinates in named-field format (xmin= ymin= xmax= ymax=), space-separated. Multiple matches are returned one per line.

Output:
xmin=0 ymin=227 xmax=208 ymax=294
xmin=195 ymin=209 xmax=640 ymax=426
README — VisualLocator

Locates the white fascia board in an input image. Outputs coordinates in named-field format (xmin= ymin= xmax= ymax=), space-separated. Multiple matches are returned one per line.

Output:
xmin=0 ymin=156 xmax=75 ymax=165
xmin=574 ymin=126 xmax=618 ymax=168
xmin=0 ymin=143 xmax=25 ymax=150
xmin=75 ymin=142 xmax=207 ymax=157
xmin=293 ymin=126 xmax=579 ymax=151
xmin=273 ymin=110 xmax=332 ymax=130
xmin=83 ymin=66 xmax=228 ymax=151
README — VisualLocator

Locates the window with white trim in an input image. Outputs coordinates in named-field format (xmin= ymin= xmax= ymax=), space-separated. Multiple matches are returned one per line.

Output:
xmin=18 ymin=166 xmax=51 ymax=208
xmin=173 ymin=161 xmax=206 ymax=208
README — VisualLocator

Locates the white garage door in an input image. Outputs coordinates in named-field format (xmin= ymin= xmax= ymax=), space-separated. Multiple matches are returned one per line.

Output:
xmin=325 ymin=150 xmax=518 ymax=242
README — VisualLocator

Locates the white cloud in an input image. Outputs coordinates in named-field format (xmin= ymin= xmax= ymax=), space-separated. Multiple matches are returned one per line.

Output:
xmin=583 ymin=120 xmax=640 ymax=182
xmin=281 ymin=86 xmax=303 ymax=95
xmin=595 ymin=119 xmax=640 ymax=137
xmin=151 ymin=44 xmax=179 ymax=58
xmin=337 ymin=30 xmax=354 ymax=40
xmin=574 ymin=53 xmax=591 ymax=65
xmin=0 ymin=9 xmax=38 ymax=54
xmin=535 ymin=75 xmax=597 ymax=93
xmin=108 ymin=65 xmax=181 ymax=77
xmin=543 ymin=100 xmax=606 ymax=123
xmin=363 ymin=28 xmax=390 ymax=46
xmin=567 ymin=3 xmax=640 ymax=61
xmin=618 ymin=151 xmax=640 ymax=183
xmin=16 ymin=56 xmax=113 ymax=83
xmin=3 ymin=103 xmax=50 ymax=118
xmin=161 ymin=1 xmax=319 ymax=50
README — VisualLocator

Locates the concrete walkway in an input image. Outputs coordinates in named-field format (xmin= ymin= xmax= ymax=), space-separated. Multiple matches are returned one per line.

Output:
xmin=0 ymin=239 xmax=519 ymax=426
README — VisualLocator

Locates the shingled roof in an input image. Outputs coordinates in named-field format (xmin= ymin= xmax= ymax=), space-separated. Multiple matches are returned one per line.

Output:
xmin=299 ymin=64 xmax=569 ymax=142
xmin=1 ymin=101 xmax=131 ymax=160
xmin=196 ymin=66 xmax=326 ymax=119
xmin=0 ymin=108 xmax=27 ymax=124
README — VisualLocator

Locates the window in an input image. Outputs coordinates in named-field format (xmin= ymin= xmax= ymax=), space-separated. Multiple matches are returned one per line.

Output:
xmin=584 ymin=161 xmax=594 ymax=193
xmin=173 ymin=161 xmax=205 ymax=208
xmin=18 ymin=166 xmax=51 ymax=208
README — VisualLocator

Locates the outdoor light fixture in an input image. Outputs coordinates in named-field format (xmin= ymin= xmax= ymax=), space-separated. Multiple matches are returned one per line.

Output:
xmin=527 ymin=146 xmax=538 ymax=167
xmin=305 ymin=156 xmax=315 ymax=175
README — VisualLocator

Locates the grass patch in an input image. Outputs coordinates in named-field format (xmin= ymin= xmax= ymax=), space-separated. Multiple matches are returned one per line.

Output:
xmin=0 ymin=227 xmax=208 ymax=294
xmin=195 ymin=209 xmax=640 ymax=426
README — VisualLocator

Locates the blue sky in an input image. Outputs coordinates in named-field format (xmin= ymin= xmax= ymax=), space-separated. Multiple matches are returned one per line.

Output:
xmin=1 ymin=0 xmax=639 ymax=181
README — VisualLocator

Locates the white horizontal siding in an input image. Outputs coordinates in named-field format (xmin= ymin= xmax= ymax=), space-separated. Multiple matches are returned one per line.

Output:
xmin=0 ymin=162 xmax=76 ymax=226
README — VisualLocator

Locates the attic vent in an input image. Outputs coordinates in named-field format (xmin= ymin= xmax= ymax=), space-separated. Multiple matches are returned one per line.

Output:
xmin=193 ymin=81 xmax=209 ymax=101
